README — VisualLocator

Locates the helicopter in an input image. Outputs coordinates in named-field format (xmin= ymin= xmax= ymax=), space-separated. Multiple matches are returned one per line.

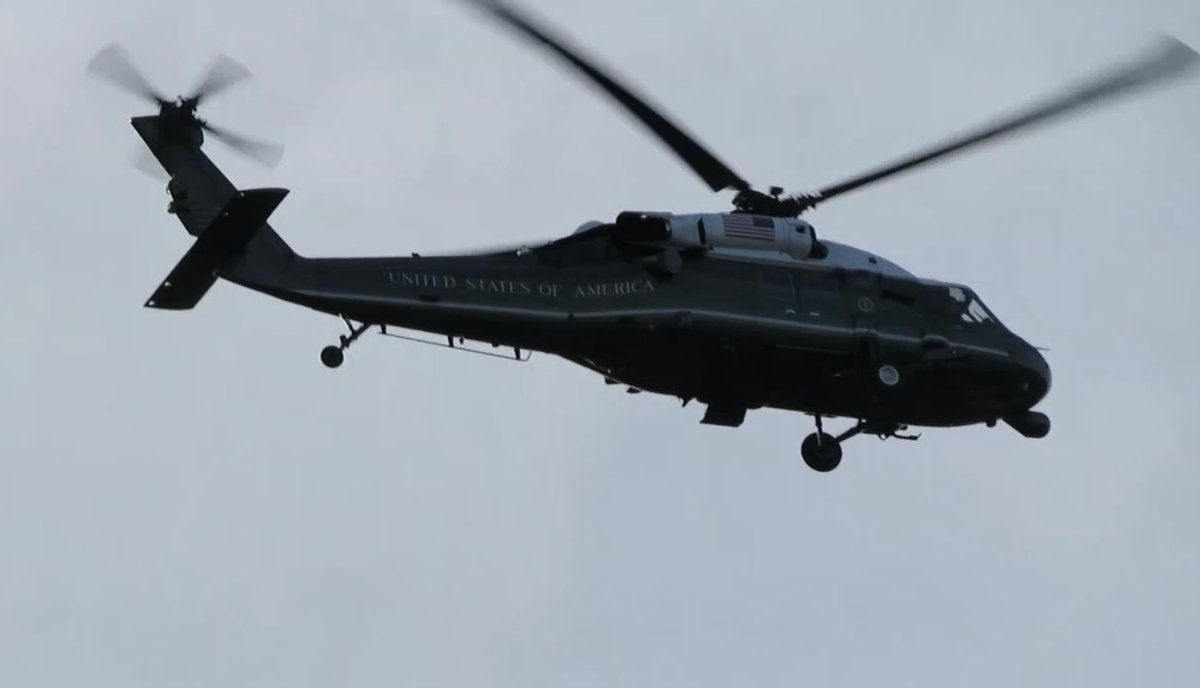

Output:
xmin=87 ymin=0 xmax=1198 ymax=471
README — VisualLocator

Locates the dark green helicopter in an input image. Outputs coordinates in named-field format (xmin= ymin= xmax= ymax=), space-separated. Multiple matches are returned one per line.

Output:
xmin=88 ymin=0 xmax=1198 ymax=471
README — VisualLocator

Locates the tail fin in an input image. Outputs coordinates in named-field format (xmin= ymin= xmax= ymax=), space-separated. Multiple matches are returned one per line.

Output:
xmin=145 ymin=188 xmax=289 ymax=310
xmin=131 ymin=114 xmax=298 ymax=310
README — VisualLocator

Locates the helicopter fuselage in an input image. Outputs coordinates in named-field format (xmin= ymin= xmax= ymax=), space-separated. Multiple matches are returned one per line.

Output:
xmin=223 ymin=226 xmax=1051 ymax=431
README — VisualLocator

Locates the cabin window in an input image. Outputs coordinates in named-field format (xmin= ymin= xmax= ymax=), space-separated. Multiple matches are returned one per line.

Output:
xmin=760 ymin=268 xmax=795 ymax=299
xmin=795 ymin=268 xmax=840 ymax=291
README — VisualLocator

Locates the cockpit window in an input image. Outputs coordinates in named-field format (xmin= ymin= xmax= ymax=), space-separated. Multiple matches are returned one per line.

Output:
xmin=921 ymin=284 xmax=1001 ymax=327
xmin=947 ymin=287 xmax=997 ymax=325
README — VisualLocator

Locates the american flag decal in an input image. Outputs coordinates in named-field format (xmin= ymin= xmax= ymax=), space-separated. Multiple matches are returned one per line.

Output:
xmin=723 ymin=214 xmax=777 ymax=242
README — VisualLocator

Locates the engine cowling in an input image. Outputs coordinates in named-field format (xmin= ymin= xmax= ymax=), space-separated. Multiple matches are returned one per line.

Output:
xmin=613 ymin=211 xmax=671 ymax=242
xmin=672 ymin=213 xmax=815 ymax=260
xmin=614 ymin=211 xmax=819 ymax=260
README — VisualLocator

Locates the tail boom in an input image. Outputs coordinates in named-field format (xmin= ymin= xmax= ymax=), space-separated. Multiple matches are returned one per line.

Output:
xmin=131 ymin=113 xmax=298 ymax=310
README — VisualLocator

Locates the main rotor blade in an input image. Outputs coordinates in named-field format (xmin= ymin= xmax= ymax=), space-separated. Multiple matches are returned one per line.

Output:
xmin=800 ymin=35 xmax=1200 ymax=209
xmin=188 ymin=54 xmax=253 ymax=104
xmin=86 ymin=43 xmax=166 ymax=105
xmin=201 ymin=122 xmax=284 ymax=168
xmin=460 ymin=0 xmax=751 ymax=193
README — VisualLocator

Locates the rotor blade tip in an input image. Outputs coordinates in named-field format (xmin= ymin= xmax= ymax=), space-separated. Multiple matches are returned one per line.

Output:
xmin=216 ymin=54 xmax=254 ymax=81
xmin=1150 ymin=34 xmax=1200 ymax=70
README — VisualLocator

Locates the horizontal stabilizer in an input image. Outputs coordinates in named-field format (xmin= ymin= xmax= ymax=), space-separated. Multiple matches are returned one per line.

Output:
xmin=146 ymin=188 xmax=289 ymax=310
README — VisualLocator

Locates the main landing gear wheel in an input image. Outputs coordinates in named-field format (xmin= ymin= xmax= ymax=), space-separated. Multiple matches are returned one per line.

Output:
xmin=320 ymin=346 xmax=344 ymax=369
xmin=800 ymin=417 xmax=921 ymax=472
xmin=801 ymin=432 xmax=843 ymax=472
xmin=321 ymin=317 xmax=372 ymax=369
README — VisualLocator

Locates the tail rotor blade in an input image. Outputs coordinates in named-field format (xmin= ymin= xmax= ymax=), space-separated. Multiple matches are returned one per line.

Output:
xmin=188 ymin=54 xmax=253 ymax=104
xmin=86 ymin=43 xmax=167 ymax=105
xmin=201 ymin=122 xmax=284 ymax=168
xmin=132 ymin=148 xmax=169 ymax=181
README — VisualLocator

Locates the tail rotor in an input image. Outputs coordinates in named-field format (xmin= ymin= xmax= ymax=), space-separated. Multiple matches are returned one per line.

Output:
xmin=187 ymin=54 xmax=253 ymax=107
xmin=86 ymin=43 xmax=168 ymax=107
xmin=86 ymin=43 xmax=284 ymax=168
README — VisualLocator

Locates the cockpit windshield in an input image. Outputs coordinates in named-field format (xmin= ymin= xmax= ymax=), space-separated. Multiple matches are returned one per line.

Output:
xmin=924 ymin=283 xmax=1002 ymax=328
xmin=946 ymin=286 xmax=999 ymax=326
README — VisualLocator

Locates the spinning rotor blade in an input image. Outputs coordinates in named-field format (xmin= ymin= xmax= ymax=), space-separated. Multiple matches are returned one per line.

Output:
xmin=797 ymin=36 xmax=1200 ymax=210
xmin=132 ymin=148 xmax=169 ymax=181
xmin=201 ymin=122 xmax=284 ymax=167
xmin=88 ymin=43 xmax=284 ymax=168
xmin=86 ymin=43 xmax=166 ymax=105
xmin=461 ymin=0 xmax=751 ymax=193
xmin=188 ymin=54 xmax=253 ymax=104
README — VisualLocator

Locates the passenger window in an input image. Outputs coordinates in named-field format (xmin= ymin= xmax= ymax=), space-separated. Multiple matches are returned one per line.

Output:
xmin=760 ymin=269 xmax=794 ymax=298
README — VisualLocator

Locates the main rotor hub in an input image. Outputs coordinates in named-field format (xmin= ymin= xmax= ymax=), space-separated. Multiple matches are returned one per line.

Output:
xmin=158 ymin=96 xmax=200 ymax=118
xmin=731 ymin=189 xmax=821 ymax=218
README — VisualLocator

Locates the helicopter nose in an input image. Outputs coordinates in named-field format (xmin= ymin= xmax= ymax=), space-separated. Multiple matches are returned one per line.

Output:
xmin=1011 ymin=340 xmax=1052 ymax=406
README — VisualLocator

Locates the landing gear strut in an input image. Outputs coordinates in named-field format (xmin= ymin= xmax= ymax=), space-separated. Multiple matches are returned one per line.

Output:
xmin=801 ymin=417 xmax=920 ymax=472
xmin=321 ymin=317 xmax=373 ymax=369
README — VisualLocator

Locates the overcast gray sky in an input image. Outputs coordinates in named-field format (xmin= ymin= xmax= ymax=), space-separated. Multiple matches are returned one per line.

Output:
xmin=3 ymin=0 xmax=1199 ymax=685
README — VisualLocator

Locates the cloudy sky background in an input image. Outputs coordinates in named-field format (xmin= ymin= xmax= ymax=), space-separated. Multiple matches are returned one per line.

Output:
xmin=2 ymin=0 xmax=1199 ymax=685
